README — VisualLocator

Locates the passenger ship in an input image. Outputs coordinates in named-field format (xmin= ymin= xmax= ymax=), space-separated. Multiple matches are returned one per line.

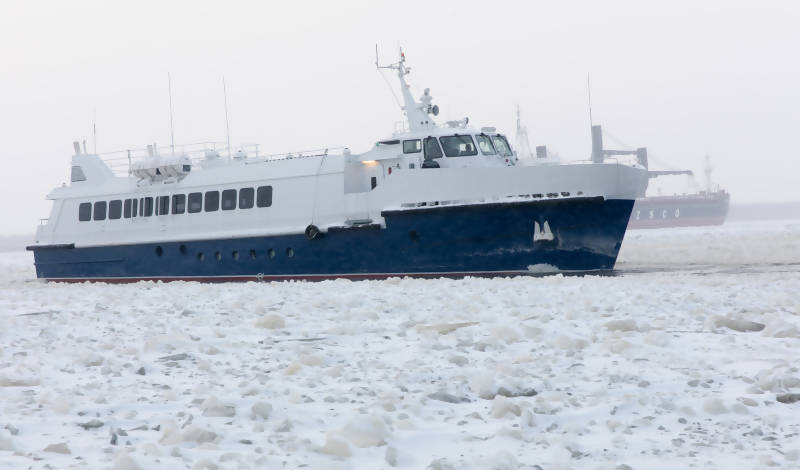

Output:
xmin=28 ymin=51 xmax=648 ymax=282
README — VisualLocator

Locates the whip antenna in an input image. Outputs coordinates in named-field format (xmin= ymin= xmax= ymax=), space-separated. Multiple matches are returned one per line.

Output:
xmin=223 ymin=76 xmax=231 ymax=158
xmin=168 ymin=73 xmax=175 ymax=153
xmin=92 ymin=107 xmax=97 ymax=154
xmin=587 ymin=72 xmax=593 ymax=128
xmin=374 ymin=44 xmax=402 ymax=109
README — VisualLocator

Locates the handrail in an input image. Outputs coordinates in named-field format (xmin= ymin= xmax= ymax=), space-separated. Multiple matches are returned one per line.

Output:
xmin=94 ymin=141 xmax=347 ymax=177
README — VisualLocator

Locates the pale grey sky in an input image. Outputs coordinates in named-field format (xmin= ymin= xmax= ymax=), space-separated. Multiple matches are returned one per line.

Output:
xmin=2 ymin=0 xmax=798 ymax=235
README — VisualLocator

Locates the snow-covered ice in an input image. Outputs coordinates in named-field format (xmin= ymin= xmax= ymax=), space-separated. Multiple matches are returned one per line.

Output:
xmin=1 ymin=220 xmax=799 ymax=469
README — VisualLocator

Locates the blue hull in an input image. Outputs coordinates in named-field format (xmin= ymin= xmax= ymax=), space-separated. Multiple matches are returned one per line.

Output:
xmin=30 ymin=197 xmax=633 ymax=281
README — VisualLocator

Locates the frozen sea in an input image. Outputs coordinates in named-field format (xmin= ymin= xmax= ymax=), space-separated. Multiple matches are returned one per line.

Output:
xmin=1 ymin=220 xmax=799 ymax=470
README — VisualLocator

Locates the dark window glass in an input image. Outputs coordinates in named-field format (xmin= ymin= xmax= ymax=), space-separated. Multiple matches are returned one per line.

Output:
xmin=158 ymin=196 xmax=169 ymax=215
xmin=204 ymin=191 xmax=219 ymax=212
xmin=188 ymin=192 xmax=202 ymax=213
xmin=371 ymin=176 xmax=377 ymax=190
xmin=257 ymin=186 xmax=273 ymax=208
xmin=93 ymin=201 xmax=107 ymax=221
xmin=123 ymin=199 xmax=132 ymax=218
xmin=440 ymin=135 xmax=478 ymax=157
xmin=139 ymin=198 xmax=144 ymax=216
xmin=423 ymin=137 xmax=442 ymax=159
xmin=221 ymin=189 xmax=237 ymax=210
xmin=172 ymin=194 xmax=186 ymax=214
xmin=144 ymin=197 xmax=153 ymax=217
xmin=403 ymin=139 xmax=422 ymax=154
xmin=239 ymin=187 xmax=254 ymax=209
xmin=132 ymin=198 xmax=138 ymax=218
xmin=79 ymin=202 xmax=92 ymax=221
xmin=109 ymin=200 xmax=122 ymax=219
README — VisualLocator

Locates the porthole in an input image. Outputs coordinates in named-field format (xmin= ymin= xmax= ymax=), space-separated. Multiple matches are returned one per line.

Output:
xmin=249 ymin=249 xmax=257 ymax=260
xmin=215 ymin=251 xmax=222 ymax=261
xmin=232 ymin=250 xmax=239 ymax=260
xmin=197 ymin=252 xmax=205 ymax=261
xmin=268 ymin=248 xmax=276 ymax=259
xmin=179 ymin=244 xmax=187 ymax=254
xmin=155 ymin=246 xmax=163 ymax=256
xmin=286 ymin=247 xmax=294 ymax=258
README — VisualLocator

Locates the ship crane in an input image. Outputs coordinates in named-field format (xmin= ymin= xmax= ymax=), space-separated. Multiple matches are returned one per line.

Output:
xmin=590 ymin=124 xmax=693 ymax=179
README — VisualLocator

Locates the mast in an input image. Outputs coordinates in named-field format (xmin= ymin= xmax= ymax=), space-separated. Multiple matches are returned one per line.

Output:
xmin=704 ymin=153 xmax=713 ymax=193
xmin=376 ymin=48 xmax=437 ymax=132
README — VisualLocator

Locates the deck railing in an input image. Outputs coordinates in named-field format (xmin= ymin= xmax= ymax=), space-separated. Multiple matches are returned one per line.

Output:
xmin=95 ymin=142 xmax=346 ymax=177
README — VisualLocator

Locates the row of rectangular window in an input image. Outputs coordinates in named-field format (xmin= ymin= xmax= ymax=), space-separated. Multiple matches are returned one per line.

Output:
xmin=78 ymin=186 xmax=273 ymax=222
xmin=401 ymin=135 xmax=513 ymax=159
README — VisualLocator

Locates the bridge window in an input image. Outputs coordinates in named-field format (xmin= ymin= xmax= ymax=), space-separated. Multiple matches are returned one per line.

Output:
xmin=79 ymin=202 xmax=92 ymax=221
xmin=257 ymin=186 xmax=273 ymax=208
xmin=109 ymin=200 xmax=122 ymax=219
xmin=123 ymin=199 xmax=132 ymax=218
xmin=491 ymin=135 xmax=513 ymax=157
xmin=143 ymin=197 xmax=153 ymax=217
xmin=93 ymin=201 xmax=107 ymax=221
xmin=403 ymin=139 xmax=421 ymax=154
xmin=423 ymin=137 xmax=442 ymax=159
xmin=172 ymin=194 xmax=186 ymax=214
xmin=158 ymin=196 xmax=169 ymax=215
xmin=239 ymin=187 xmax=254 ymax=209
xmin=476 ymin=134 xmax=496 ymax=155
xmin=132 ymin=198 xmax=138 ymax=218
xmin=221 ymin=189 xmax=237 ymax=210
xmin=440 ymin=135 xmax=477 ymax=157
xmin=188 ymin=192 xmax=202 ymax=213
xmin=205 ymin=191 xmax=219 ymax=212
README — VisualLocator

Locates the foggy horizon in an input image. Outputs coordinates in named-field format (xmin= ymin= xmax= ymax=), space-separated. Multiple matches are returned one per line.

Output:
xmin=2 ymin=0 xmax=799 ymax=235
